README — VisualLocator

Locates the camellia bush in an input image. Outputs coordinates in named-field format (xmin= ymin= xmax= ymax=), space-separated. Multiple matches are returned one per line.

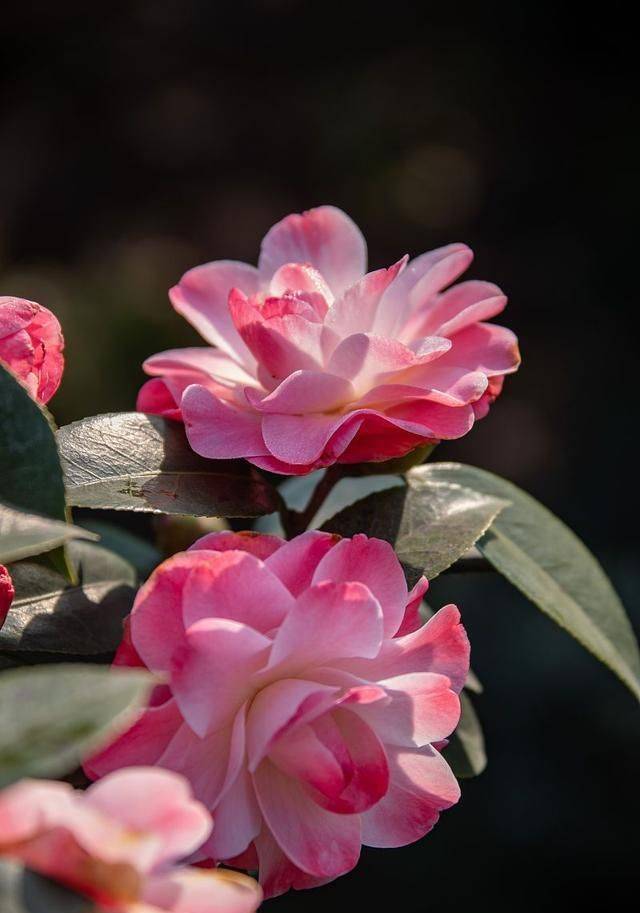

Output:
xmin=0 ymin=206 xmax=638 ymax=911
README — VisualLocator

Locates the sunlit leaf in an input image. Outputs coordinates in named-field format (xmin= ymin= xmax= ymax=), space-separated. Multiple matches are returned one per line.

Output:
xmin=0 ymin=502 xmax=96 ymax=565
xmin=322 ymin=470 xmax=507 ymax=585
xmin=425 ymin=462 xmax=640 ymax=702
xmin=58 ymin=412 xmax=280 ymax=517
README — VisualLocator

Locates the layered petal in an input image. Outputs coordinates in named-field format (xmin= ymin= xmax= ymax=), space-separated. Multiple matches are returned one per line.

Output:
xmin=259 ymin=205 xmax=367 ymax=296
xmin=253 ymin=760 xmax=361 ymax=879
xmin=312 ymin=534 xmax=409 ymax=637
xmin=142 ymin=868 xmax=262 ymax=913
xmin=361 ymin=745 xmax=460 ymax=848
xmin=171 ymin=619 xmax=270 ymax=736
xmin=169 ymin=261 xmax=261 ymax=366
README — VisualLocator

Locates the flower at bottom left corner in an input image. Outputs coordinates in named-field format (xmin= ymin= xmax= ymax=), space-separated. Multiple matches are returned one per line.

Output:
xmin=0 ymin=766 xmax=262 ymax=913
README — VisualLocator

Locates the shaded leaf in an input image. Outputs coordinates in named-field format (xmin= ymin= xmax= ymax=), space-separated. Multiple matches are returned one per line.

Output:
xmin=0 ymin=502 xmax=96 ymax=565
xmin=0 ymin=365 xmax=66 ymax=522
xmin=0 ymin=541 xmax=136 ymax=656
xmin=57 ymin=412 xmax=279 ymax=517
xmin=0 ymin=663 xmax=153 ymax=787
xmin=0 ymin=862 xmax=95 ymax=913
xmin=322 ymin=471 xmax=506 ymax=586
xmin=443 ymin=692 xmax=487 ymax=778
xmin=79 ymin=519 xmax=161 ymax=579
xmin=424 ymin=463 xmax=640 ymax=702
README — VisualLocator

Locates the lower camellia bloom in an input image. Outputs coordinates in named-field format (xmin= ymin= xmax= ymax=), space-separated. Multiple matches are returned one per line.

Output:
xmin=0 ymin=296 xmax=64 ymax=404
xmin=138 ymin=205 xmax=519 ymax=474
xmin=86 ymin=531 xmax=470 ymax=898
xmin=0 ymin=767 xmax=262 ymax=913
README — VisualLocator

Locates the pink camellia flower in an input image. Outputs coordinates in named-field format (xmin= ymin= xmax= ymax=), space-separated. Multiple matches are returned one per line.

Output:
xmin=0 ymin=766 xmax=262 ymax=913
xmin=86 ymin=530 xmax=470 ymax=898
xmin=0 ymin=296 xmax=64 ymax=404
xmin=138 ymin=206 xmax=519 ymax=474
xmin=0 ymin=565 xmax=14 ymax=628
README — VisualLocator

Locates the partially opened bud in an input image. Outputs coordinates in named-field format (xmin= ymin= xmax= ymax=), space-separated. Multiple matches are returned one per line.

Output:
xmin=0 ymin=297 xmax=64 ymax=404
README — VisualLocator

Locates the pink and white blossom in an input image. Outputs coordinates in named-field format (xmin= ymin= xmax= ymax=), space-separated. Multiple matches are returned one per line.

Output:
xmin=138 ymin=206 xmax=519 ymax=474
xmin=0 ymin=297 xmax=64 ymax=404
xmin=86 ymin=531 xmax=470 ymax=898
xmin=0 ymin=767 xmax=262 ymax=913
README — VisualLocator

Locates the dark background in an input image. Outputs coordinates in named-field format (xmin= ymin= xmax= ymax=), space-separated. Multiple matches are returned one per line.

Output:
xmin=1 ymin=2 xmax=638 ymax=909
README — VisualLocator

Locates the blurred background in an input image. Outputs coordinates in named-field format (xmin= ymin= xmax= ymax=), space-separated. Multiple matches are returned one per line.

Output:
xmin=1 ymin=2 xmax=637 ymax=909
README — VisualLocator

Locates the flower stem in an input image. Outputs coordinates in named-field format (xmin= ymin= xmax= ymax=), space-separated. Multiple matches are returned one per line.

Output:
xmin=280 ymin=465 xmax=345 ymax=538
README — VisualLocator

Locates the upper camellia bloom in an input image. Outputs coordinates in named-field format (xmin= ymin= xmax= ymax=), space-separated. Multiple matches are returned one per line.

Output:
xmin=0 ymin=766 xmax=262 ymax=913
xmin=0 ymin=297 xmax=64 ymax=404
xmin=138 ymin=206 xmax=519 ymax=474
xmin=86 ymin=531 xmax=470 ymax=898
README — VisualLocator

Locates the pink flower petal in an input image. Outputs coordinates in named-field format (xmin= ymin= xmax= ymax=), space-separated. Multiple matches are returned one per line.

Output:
xmin=253 ymin=759 xmax=361 ymax=879
xmin=395 ymin=576 xmax=429 ymax=637
xmin=228 ymin=288 xmax=325 ymax=379
xmin=84 ymin=699 xmax=182 ymax=781
xmin=171 ymin=618 xmax=271 ymax=737
xmin=254 ymin=828 xmax=329 ymax=899
xmin=266 ymin=581 xmax=384 ymax=674
xmin=169 ymin=260 xmax=261 ymax=367
xmin=356 ymin=672 xmax=460 ymax=747
xmin=84 ymin=768 xmax=211 ymax=869
xmin=200 ymin=767 xmax=261 ymax=861
xmin=264 ymin=530 xmax=339 ymax=596
xmin=259 ymin=206 xmax=367 ymax=297
xmin=246 ymin=679 xmax=340 ymax=771
xmin=142 ymin=868 xmax=262 ymax=913
xmin=130 ymin=552 xmax=215 ymax=673
xmin=260 ymin=411 xmax=362 ymax=466
xmin=312 ymin=534 xmax=408 ymax=637
xmin=137 ymin=378 xmax=182 ymax=420
xmin=180 ymin=550 xmax=295 ymax=632
xmin=268 ymin=722 xmax=349 ymax=801
xmin=245 ymin=370 xmax=355 ymax=414
xmin=438 ymin=322 xmax=521 ymax=376
xmin=182 ymin=385 xmax=268 ymax=459
xmin=189 ymin=530 xmax=284 ymax=560
xmin=361 ymin=744 xmax=460 ymax=848
xmin=324 ymin=258 xmax=408 ymax=339
xmin=269 ymin=263 xmax=334 ymax=306
xmin=143 ymin=347 xmax=256 ymax=388
xmin=307 ymin=709 xmax=390 ymax=814
xmin=346 ymin=604 xmax=470 ymax=693
xmin=157 ymin=707 xmax=245 ymax=809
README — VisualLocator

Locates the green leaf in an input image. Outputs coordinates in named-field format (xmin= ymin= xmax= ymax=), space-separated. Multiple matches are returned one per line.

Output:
xmin=0 ymin=540 xmax=136 ymax=657
xmin=322 ymin=470 xmax=507 ymax=585
xmin=0 ymin=365 xmax=66 ymax=522
xmin=57 ymin=412 xmax=280 ymax=517
xmin=0 ymin=663 xmax=153 ymax=787
xmin=443 ymin=691 xmax=487 ymax=778
xmin=0 ymin=862 xmax=95 ymax=913
xmin=79 ymin=519 xmax=161 ymax=579
xmin=0 ymin=501 xmax=97 ymax=564
xmin=424 ymin=462 xmax=640 ymax=702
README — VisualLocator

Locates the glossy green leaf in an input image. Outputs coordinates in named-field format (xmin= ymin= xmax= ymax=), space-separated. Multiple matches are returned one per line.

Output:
xmin=0 ymin=862 xmax=95 ymax=913
xmin=322 ymin=471 xmax=507 ymax=585
xmin=0 ymin=663 xmax=153 ymax=787
xmin=0 ymin=541 xmax=136 ymax=657
xmin=0 ymin=502 xmax=96 ymax=564
xmin=57 ymin=412 xmax=280 ymax=517
xmin=424 ymin=462 xmax=640 ymax=702
xmin=443 ymin=691 xmax=487 ymax=778
xmin=0 ymin=365 xmax=67 ymax=522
